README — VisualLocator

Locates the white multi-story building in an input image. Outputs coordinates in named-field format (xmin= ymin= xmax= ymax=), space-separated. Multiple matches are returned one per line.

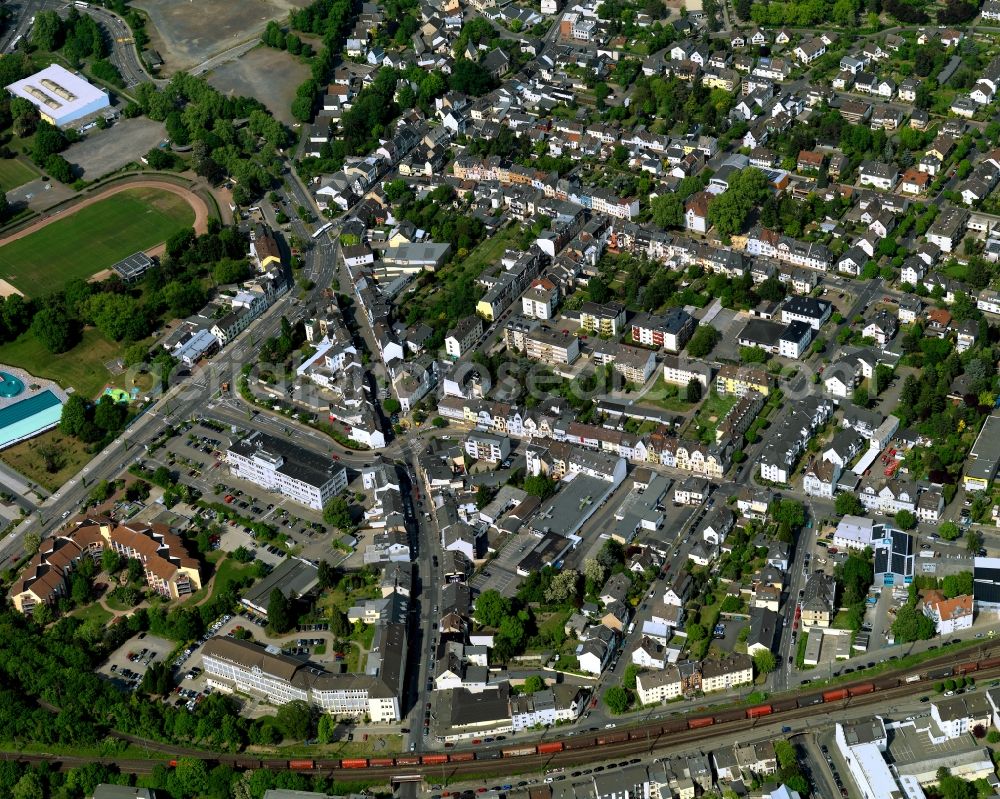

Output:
xmin=636 ymin=667 xmax=683 ymax=705
xmin=931 ymin=695 xmax=993 ymax=740
xmin=509 ymin=685 xmax=584 ymax=731
xmin=203 ymin=630 xmax=404 ymax=722
xmin=226 ymin=431 xmax=348 ymax=510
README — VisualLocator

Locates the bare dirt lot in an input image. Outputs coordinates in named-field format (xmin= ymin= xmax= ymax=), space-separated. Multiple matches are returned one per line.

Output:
xmin=64 ymin=117 xmax=167 ymax=180
xmin=133 ymin=0 xmax=312 ymax=74
xmin=206 ymin=48 xmax=309 ymax=125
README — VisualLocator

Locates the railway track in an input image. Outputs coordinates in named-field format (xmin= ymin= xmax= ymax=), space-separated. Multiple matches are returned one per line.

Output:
xmin=8 ymin=659 xmax=1000 ymax=784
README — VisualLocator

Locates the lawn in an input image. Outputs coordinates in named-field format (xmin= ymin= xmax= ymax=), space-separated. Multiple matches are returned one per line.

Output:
xmin=0 ymin=426 xmax=94 ymax=492
xmin=687 ymin=393 xmax=738 ymax=443
xmin=191 ymin=556 xmax=254 ymax=607
xmin=642 ymin=375 xmax=697 ymax=412
xmin=0 ymin=158 xmax=39 ymax=191
xmin=0 ymin=326 xmax=122 ymax=398
xmin=70 ymin=601 xmax=114 ymax=627
xmin=0 ymin=187 xmax=195 ymax=296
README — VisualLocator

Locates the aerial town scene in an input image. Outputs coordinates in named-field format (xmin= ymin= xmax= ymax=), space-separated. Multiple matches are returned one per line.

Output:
xmin=1 ymin=0 xmax=1000 ymax=797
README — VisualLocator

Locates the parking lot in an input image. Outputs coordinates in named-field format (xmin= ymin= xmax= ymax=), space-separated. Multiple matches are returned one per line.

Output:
xmin=471 ymin=530 xmax=536 ymax=596
xmin=143 ymin=417 xmax=339 ymax=561
xmin=100 ymin=633 xmax=175 ymax=690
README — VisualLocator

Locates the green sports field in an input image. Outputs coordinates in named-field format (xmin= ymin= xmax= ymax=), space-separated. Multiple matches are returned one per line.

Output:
xmin=0 ymin=186 xmax=195 ymax=296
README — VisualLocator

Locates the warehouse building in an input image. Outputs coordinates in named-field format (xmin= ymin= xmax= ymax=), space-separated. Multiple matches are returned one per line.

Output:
xmin=6 ymin=64 xmax=110 ymax=127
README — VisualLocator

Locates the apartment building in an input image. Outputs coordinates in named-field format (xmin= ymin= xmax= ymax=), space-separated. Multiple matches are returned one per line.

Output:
xmin=11 ymin=519 xmax=202 ymax=614
xmin=580 ymin=301 xmax=627 ymax=336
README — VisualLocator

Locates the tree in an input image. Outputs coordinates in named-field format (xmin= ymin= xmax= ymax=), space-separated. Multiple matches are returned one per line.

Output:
xmin=383 ymin=397 xmax=401 ymax=414
xmin=835 ymin=492 xmax=864 ymax=516
xmin=317 ymin=560 xmax=338 ymax=589
xmin=892 ymin=603 xmax=935 ymax=643
xmin=939 ymin=521 xmax=961 ymax=541
xmin=852 ymin=386 xmax=870 ymax=408
xmin=31 ymin=307 xmax=74 ymax=353
xmin=44 ymin=154 xmax=74 ymax=184
xmin=623 ymin=663 xmax=640 ymax=690
xmin=772 ymin=499 xmax=806 ymax=531
xmin=448 ymin=58 xmax=498 ymax=95
xmin=267 ymin=588 xmax=294 ymax=634
xmin=12 ymin=771 xmax=44 ymax=799
xmin=753 ymin=649 xmax=776 ymax=675
xmin=895 ymin=509 xmax=917 ymax=530
xmin=686 ymin=378 xmax=703 ymax=403
xmin=31 ymin=10 xmax=63 ymax=51
xmin=523 ymin=474 xmax=557 ymax=499
xmin=583 ymin=558 xmax=606 ymax=587
xmin=942 ymin=572 xmax=973 ymax=598
xmin=686 ymin=325 xmax=720 ymax=357
xmin=544 ymin=569 xmax=580 ymax=604
xmin=965 ymin=528 xmax=982 ymax=555
xmin=707 ymin=167 xmax=769 ymax=236
xmin=322 ymin=496 xmax=353 ymax=530
xmin=101 ymin=547 xmax=123 ymax=574
xmin=474 ymin=590 xmax=511 ymax=627
xmin=60 ymin=394 xmax=89 ymax=437
xmin=275 ymin=699 xmax=312 ymax=741
xmin=604 ymin=685 xmax=630 ymax=714
xmin=23 ymin=531 xmax=40 ymax=555
xmin=651 ymin=193 xmax=684 ymax=229
xmin=523 ymin=675 xmax=545 ymax=694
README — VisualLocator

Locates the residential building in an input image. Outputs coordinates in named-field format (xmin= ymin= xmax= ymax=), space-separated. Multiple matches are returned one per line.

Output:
xmin=923 ymin=592 xmax=973 ymax=635
xmin=800 ymin=572 xmax=836 ymax=628
xmin=445 ymin=315 xmax=484 ymax=358
xmin=11 ymin=519 xmax=201 ymax=613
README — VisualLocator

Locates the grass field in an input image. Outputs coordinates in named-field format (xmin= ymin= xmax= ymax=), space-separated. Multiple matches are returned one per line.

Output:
xmin=0 ymin=327 xmax=121 ymax=398
xmin=0 ymin=158 xmax=38 ymax=191
xmin=0 ymin=187 xmax=195 ymax=296
xmin=0 ymin=426 xmax=93 ymax=493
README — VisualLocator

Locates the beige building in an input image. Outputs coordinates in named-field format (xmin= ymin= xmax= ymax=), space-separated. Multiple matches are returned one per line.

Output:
xmin=11 ymin=519 xmax=201 ymax=614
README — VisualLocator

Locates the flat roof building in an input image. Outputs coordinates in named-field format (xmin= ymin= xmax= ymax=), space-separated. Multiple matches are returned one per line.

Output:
xmin=7 ymin=64 xmax=110 ymax=127
xmin=964 ymin=414 xmax=1000 ymax=491
xmin=226 ymin=430 xmax=348 ymax=510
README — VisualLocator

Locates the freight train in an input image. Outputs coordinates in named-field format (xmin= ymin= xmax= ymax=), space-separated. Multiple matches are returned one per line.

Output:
xmin=163 ymin=655 xmax=1000 ymax=774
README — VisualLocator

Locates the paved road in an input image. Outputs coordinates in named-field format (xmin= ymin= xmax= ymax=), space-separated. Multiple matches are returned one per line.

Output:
xmin=189 ymin=38 xmax=262 ymax=78
xmin=80 ymin=5 xmax=152 ymax=89
xmin=0 ymin=0 xmax=64 ymax=53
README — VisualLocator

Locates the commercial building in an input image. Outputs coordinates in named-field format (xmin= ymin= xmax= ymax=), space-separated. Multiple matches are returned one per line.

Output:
xmin=964 ymin=414 xmax=1000 ymax=491
xmin=873 ymin=528 xmax=914 ymax=587
xmin=202 ymin=632 xmax=404 ymax=721
xmin=6 ymin=64 xmax=110 ymax=127
xmin=834 ymin=717 xmax=908 ymax=799
xmin=973 ymin=557 xmax=1000 ymax=609
xmin=226 ymin=430 xmax=348 ymax=510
